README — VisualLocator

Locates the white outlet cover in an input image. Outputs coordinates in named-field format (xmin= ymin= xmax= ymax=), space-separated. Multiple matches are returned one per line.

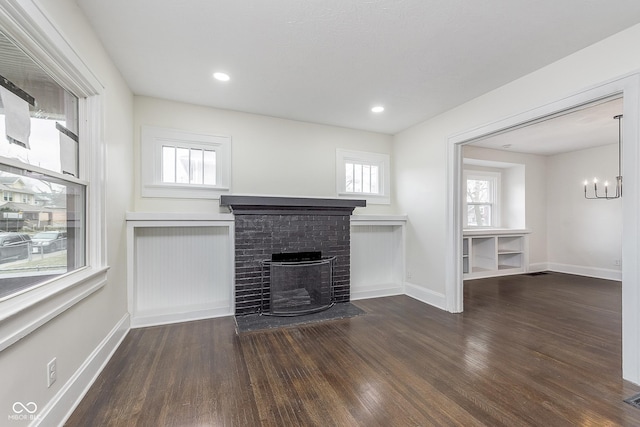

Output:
xmin=47 ymin=358 xmax=57 ymax=388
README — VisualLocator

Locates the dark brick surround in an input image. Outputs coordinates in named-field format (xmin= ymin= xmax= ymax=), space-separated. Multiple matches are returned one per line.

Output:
xmin=220 ymin=196 xmax=365 ymax=316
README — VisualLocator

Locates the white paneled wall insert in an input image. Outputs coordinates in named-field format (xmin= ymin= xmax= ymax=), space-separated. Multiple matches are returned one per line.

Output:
xmin=350 ymin=215 xmax=407 ymax=299
xmin=126 ymin=213 xmax=234 ymax=327
xmin=463 ymin=229 xmax=530 ymax=280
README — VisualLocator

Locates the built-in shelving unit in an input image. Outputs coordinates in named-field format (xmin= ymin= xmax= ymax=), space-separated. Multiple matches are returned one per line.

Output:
xmin=463 ymin=229 xmax=530 ymax=280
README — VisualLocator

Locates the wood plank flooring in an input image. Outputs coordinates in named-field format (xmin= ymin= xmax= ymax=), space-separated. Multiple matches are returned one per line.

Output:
xmin=66 ymin=272 xmax=640 ymax=426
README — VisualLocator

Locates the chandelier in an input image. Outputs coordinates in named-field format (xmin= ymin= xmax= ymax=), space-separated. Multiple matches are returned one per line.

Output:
xmin=584 ymin=114 xmax=623 ymax=200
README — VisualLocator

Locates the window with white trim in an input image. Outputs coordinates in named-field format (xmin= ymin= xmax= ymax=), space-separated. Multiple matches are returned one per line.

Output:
xmin=336 ymin=149 xmax=390 ymax=204
xmin=464 ymin=170 xmax=500 ymax=228
xmin=141 ymin=126 xmax=231 ymax=199
xmin=0 ymin=28 xmax=86 ymax=300
xmin=0 ymin=0 xmax=107 ymax=354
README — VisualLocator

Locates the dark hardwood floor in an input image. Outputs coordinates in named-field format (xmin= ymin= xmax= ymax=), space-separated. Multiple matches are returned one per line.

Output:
xmin=66 ymin=272 xmax=640 ymax=426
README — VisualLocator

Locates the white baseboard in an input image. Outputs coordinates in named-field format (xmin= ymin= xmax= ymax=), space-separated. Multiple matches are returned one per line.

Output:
xmin=35 ymin=313 xmax=130 ymax=427
xmin=404 ymin=282 xmax=446 ymax=310
xmin=131 ymin=306 xmax=232 ymax=328
xmin=351 ymin=283 xmax=404 ymax=301
xmin=547 ymin=263 xmax=621 ymax=281
xmin=528 ymin=262 xmax=548 ymax=273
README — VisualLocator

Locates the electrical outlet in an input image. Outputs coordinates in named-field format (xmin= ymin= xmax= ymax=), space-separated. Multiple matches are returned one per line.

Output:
xmin=615 ymin=259 xmax=622 ymax=267
xmin=407 ymin=271 xmax=413 ymax=280
xmin=47 ymin=358 xmax=56 ymax=388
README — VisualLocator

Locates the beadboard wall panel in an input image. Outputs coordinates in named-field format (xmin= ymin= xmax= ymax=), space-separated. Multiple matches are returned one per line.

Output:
xmin=127 ymin=215 xmax=234 ymax=327
xmin=350 ymin=217 xmax=406 ymax=300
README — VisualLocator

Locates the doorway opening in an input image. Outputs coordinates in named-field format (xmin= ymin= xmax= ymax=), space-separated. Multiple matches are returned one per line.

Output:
xmin=462 ymin=97 xmax=622 ymax=281
xmin=445 ymin=74 xmax=640 ymax=384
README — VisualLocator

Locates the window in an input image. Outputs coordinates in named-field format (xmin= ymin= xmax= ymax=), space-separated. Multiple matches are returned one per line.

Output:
xmin=162 ymin=146 xmax=216 ymax=185
xmin=464 ymin=171 xmax=500 ymax=228
xmin=0 ymin=0 xmax=106 ymax=353
xmin=336 ymin=149 xmax=390 ymax=204
xmin=0 ymin=29 xmax=86 ymax=300
xmin=141 ymin=126 xmax=231 ymax=199
xmin=345 ymin=162 xmax=379 ymax=194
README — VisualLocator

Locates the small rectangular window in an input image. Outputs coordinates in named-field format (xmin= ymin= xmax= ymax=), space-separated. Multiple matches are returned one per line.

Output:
xmin=161 ymin=146 xmax=217 ymax=185
xmin=345 ymin=162 xmax=379 ymax=194
xmin=141 ymin=126 xmax=230 ymax=199
xmin=337 ymin=149 xmax=390 ymax=205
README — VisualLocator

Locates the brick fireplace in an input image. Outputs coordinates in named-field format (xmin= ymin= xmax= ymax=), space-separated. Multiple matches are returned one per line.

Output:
xmin=220 ymin=195 xmax=365 ymax=316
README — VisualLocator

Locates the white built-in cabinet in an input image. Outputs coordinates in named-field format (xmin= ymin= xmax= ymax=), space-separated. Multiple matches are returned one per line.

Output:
xmin=125 ymin=213 xmax=407 ymax=327
xmin=463 ymin=229 xmax=530 ymax=280
xmin=126 ymin=212 xmax=235 ymax=328
xmin=350 ymin=215 xmax=406 ymax=300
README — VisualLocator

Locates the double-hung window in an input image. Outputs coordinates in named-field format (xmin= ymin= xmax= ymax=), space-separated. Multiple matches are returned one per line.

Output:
xmin=0 ymin=0 xmax=106 ymax=353
xmin=141 ymin=126 xmax=231 ymax=199
xmin=336 ymin=149 xmax=390 ymax=204
xmin=464 ymin=171 xmax=500 ymax=228
xmin=0 ymin=29 xmax=86 ymax=300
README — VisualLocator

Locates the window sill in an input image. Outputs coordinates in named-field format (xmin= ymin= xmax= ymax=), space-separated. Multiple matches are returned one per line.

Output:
xmin=351 ymin=214 xmax=408 ymax=225
xmin=141 ymin=183 xmax=230 ymax=199
xmin=337 ymin=192 xmax=390 ymax=205
xmin=0 ymin=266 xmax=109 ymax=352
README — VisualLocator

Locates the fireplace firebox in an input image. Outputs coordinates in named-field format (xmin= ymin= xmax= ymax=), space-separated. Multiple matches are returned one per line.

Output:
xmin=260 ymin=252 xmax=335 ymax=316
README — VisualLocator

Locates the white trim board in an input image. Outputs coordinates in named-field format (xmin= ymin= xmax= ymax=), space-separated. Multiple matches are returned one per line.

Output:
xmin=350 ymin=283 xmax=404 ymax=301
xmin=404 ymin=282 xmax=446 ymax=311
xmin=546 ymin=263 xmax=621 ymax=282
xmin=131 ymin=305 xmax=232 ymax=329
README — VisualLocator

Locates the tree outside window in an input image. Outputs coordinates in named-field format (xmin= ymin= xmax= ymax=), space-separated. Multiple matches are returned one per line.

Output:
xmin=465 ymin=172 xmax=500 ymax=228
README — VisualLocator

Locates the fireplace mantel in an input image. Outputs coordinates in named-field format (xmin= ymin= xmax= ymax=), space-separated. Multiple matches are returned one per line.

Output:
xmin=220 ymin=195 xmax=366 ymax=215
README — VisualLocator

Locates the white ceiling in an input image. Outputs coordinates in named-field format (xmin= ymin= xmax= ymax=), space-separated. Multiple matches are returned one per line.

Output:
xmin=469 ymin=97 xmax=624 ymax=156
xmin=75 ymin=0 xmax=640 ymax=135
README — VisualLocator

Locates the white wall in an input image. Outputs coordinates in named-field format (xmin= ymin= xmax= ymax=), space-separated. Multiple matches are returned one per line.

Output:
xmin=0 ymin=0 xmax=133 ymax=422
xmin=396 ymin=23 xmax=640 ymax=295
xmin=547 ymin=143 xmax=622 ymax=278
xmin=133 ymin=96 xmax=396 ymax=215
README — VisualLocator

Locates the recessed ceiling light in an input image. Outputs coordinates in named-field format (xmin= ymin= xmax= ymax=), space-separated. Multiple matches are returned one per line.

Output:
xmin=213 ymin=72 xmax=230 ymax=82
xmin=371 ymin=106 xmax=385 ymax=113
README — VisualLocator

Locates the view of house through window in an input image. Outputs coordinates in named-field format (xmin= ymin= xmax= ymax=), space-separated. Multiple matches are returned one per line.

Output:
xmin=0 ymin=30 xmax=85 ymax=300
